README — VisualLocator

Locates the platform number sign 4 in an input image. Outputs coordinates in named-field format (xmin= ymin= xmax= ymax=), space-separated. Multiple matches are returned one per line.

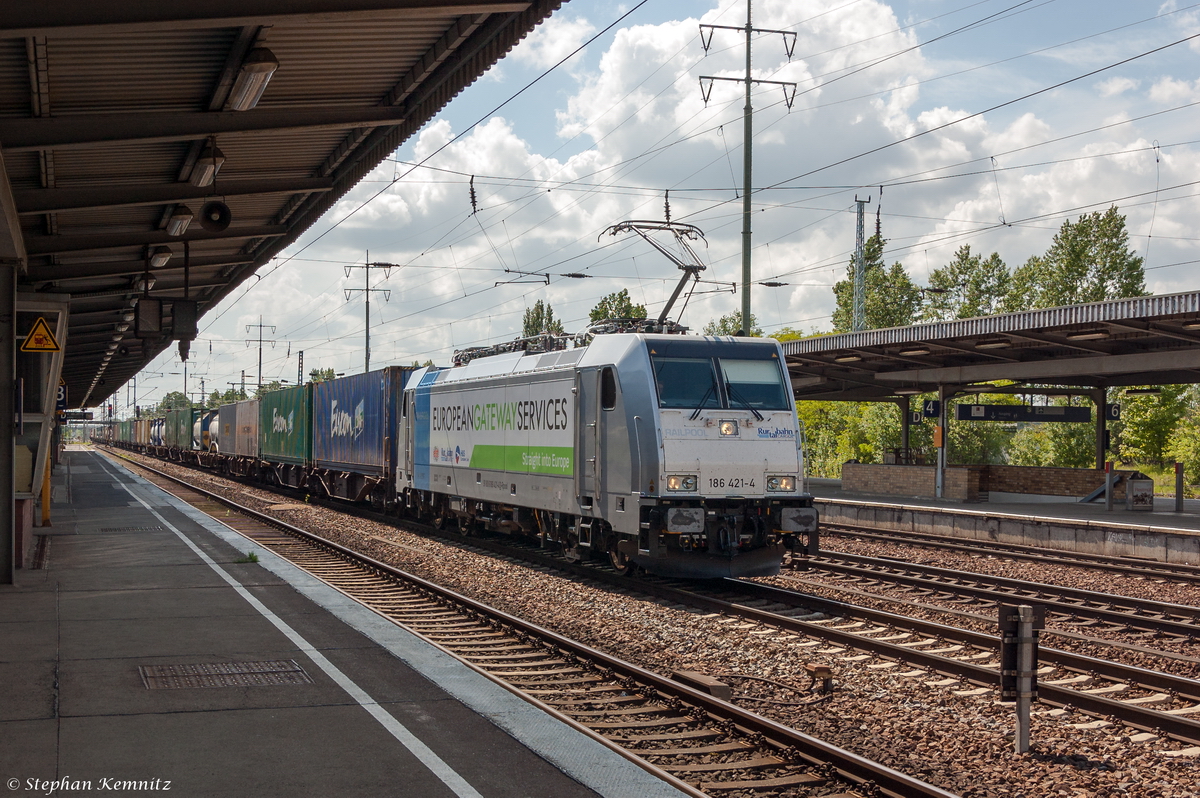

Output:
xmin=922 ymin=399 xmax=941 ymax=419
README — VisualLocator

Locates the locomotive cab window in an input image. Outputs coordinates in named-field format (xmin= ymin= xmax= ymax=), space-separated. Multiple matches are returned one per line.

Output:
xmin=718 ymin=359 xmax=790 ymax=410
xmin=601 ymin=367 xmax=617 ymax=410
xmin=652 ymin=357 xmax=721 ymax=409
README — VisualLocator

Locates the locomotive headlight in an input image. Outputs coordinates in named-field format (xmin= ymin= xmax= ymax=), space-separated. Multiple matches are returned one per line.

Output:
xmin=766 ymin=475 xmax=796 ymax=492
xmin=718 ymin=420 xmax=739 ymax=436
xmin=666 ymin=474 xmax=698 ymax=492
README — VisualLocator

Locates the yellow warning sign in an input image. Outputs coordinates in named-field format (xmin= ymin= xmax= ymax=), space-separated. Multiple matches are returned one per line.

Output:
xmin=20 ymin=317 xmax=60 ymax=352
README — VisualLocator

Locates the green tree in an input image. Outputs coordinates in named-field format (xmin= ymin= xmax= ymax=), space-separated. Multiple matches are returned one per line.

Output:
xmin=1117 ymin=385 xmax=1189 ymax=468
xmin=922 ymin=245 xmax=1011 ymax=321
xmin=999 ymin=255 xmax=1047 ymax=313
xmin=703 ymin=311 xmax=762 ymax=337
xmin=1166 ymin=388 xmax=1200 ymax=485
xmin=255 ymin=380 xmax=284 ymax=398
xmin=522 ymin=300 xmax=565 ymax=336
xmin=589 ymin=289 xmax=646 ymax=323
xmin=213 ymin=387 xmax=246 ymax=405
xmin=309 ymin=367 xmax=336 ymax=383
xmin=159 ymin=391 xmax=191 ymax=410
xmin=946 ymin=394 xmax=1025 ymax=465
xmin=831 ymin=234 xmax=922 ymax=331
xmin=1007 ymin=398 xmax=1101 ymax=469
xmin=1002 ymin=208 xmax=1146 ymax=310
xmin=770 ymin=327 xmax=809 ymax=342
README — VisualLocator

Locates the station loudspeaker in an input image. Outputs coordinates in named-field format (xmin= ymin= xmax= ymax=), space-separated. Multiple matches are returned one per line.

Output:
xmin=200 ymin=200 xmax=231 ymax=232
xmin=117 ymin=345 xmax=129 ymax=357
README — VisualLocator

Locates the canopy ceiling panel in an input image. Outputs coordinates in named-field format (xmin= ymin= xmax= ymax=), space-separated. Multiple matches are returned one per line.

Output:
xmin=0 ymin=0 xmax=564 ymax=409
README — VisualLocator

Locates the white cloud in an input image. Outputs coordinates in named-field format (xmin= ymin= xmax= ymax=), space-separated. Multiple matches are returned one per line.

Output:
xmin=1149 ymin=76 xmax=1198 ymax=103
xmin=135 ymin=1 xmax=1200 ymax=398
xmin=1097 ymin=76 xmax=1140 ymax=97
xmin=511 ymin=14 xmax=597 ymax=70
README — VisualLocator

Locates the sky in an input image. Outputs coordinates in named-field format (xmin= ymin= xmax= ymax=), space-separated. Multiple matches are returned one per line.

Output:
xmin=124 ymin=0 xmax=1200 ymax=411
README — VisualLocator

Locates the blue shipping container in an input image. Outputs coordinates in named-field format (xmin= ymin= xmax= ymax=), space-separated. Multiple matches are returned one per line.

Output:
xmin=312 ymin=367 xmax=413 ymax=475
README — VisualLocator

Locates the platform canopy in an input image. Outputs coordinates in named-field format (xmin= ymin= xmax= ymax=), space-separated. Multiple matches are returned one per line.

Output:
xmin=0 ymin=0 xmax=562 ymax=409
xmin=783 ymin=292 xmax=1200 ymax=401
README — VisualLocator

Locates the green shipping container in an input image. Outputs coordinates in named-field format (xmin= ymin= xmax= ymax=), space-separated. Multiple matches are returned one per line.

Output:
xmin=164 ymin=407 xmax=195 ymax=450
xmin=259 ymin=383 xmax=311 ymax=465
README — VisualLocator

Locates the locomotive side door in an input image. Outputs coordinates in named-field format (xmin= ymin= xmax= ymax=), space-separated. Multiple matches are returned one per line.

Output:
xmin=576 ymin=367 xmax=601 ymax=507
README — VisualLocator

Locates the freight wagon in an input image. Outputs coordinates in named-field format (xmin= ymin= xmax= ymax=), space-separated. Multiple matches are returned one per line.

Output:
xmin=106 ymin=334 xmax=817 ymax=578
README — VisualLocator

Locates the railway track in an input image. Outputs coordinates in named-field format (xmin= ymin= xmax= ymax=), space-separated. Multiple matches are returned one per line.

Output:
xmin=104 ymin=449 xmax=956 ymax=798
xmin=518 ymin=554 xmax=1200 ymax=747
xmin=796 ymin=552 xmax=1200 ymax=640
xmin=103 ymin=448 xmax=1200 ymax=755
xmin=821 ymin=523 xmax=1200 ymax=586
xmin=365 ymin=517 xmax=1200 ymax=746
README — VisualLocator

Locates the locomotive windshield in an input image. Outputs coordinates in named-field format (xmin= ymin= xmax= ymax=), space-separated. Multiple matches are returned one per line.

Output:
xmin=652 ymin=357 xmax=722 ymax=409
xmin=719 ymin=359 xmax=790 ymax=410
xmin=650 ymin=344 xmax=791 ymax=411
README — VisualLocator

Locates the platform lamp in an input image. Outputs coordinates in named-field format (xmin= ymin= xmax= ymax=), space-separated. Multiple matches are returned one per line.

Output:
xmin=190 ymin=142 xmax=225 ymax=187
xmin=149 ymin=245 xmax=172 ymax=269
xmin=226 ymin=48 xmax=278 ymax=111
xmin=166 ymin=205 xmax=193 ymax=236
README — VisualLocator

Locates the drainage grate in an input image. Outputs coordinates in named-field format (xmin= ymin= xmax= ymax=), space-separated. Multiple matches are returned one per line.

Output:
xmin=99 ymin=526 xmax=164 ymax=533
xmin=139 ymin=660 xmax=313 ymax=689
xmin=31 ymin=535 xmax=51 ymax=570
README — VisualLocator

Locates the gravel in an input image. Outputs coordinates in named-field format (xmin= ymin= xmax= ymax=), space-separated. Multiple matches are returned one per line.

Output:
xmin=119 ymin=453 xmax=1200 ymax=798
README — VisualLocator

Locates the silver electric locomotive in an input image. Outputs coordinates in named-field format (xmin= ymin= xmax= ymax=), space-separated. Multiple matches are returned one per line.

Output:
xmin=399 ymin=333 xmax=817 ymax=578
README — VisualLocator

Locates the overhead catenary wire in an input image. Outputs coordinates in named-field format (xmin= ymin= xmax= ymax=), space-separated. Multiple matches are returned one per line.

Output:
xmin=142 ymin=3 xmax=1200 ymax=393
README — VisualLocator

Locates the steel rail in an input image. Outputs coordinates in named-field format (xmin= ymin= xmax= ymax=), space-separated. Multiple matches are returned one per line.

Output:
xmin=105 ymin=448 xmax=1200 ymax=745
xmin=108 ymin=451 xmax=958 ymax=798
xmin=822 ymin=522 xmax=1200 ymax=584
xmin=421 ymin=533 xmax=1200 ymax=745
xmin=724 ymin=578 xmax=1200 ymax=702
xmin=806 ymin=554 xmax=1200 ymax=637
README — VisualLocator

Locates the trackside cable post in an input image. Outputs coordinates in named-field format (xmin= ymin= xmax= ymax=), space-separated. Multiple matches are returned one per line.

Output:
xmin=1176 ymin=462 xmax=1184 ymax=513
xmin=1105 ymin=461 xmax=1114 ymax=512
xmin=999 ymin=603 xmax=1043 ymax=754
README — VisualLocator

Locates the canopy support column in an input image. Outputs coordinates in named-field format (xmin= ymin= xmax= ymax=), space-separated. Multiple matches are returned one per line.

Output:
xmin=1091 ymin=388 xmax=1107 ymax=471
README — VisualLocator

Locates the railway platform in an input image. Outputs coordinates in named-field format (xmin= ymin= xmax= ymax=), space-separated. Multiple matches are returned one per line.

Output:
xmin=0 ymin=447 xmax=688 ymax=798
xmin=810 ymin=477 xmax=1200 ymax=564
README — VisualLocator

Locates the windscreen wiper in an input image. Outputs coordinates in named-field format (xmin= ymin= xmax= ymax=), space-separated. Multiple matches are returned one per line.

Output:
xmin=725 ymin=385 xmax=764 ymax=421
xmin=689 ymin=383 xmax=716 ymax=420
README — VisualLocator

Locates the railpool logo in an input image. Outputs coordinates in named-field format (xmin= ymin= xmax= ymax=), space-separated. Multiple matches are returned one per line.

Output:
xmin=272 ymin=409 xmax=294 ymax=434
xmin=757 ymin=427 xmax=796 ymax=439
xmin=331 ymin=399 xmax=365 ymax=439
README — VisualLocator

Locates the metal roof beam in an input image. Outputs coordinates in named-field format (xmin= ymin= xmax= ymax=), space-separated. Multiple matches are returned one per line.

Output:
xmin=1105 ymin=319 xmax=1200 ymax=345
xmin=0 ymin=151 xmax=27 ymax=271
xmin=875 ymin=348 xmax=1200 ymax=385
xmin=25 ymin=225 xmax=285 ymax=255
xmin=28 ymin=255 xmax=253 ymax=282
xmin=14 ymin=177 xmax=333 ymax=215
xmin=1004 ymin=330 xmax=1114 ymax=355
xmin=0 ymin=1 xmax=527 ymax=36
xmin=0 ymin=107 xmax=415 ymax=152
xmin=923 ymin=338 xmax=1023 ymax=362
